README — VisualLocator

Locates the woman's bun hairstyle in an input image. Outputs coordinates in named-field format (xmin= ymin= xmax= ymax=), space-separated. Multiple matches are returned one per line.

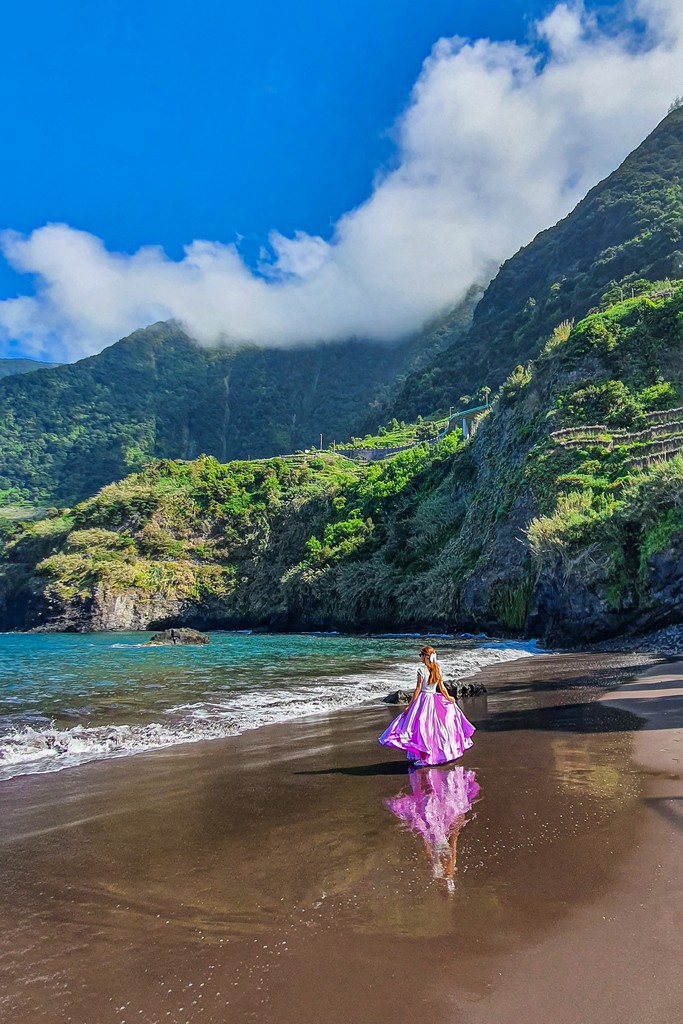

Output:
xmin=419 ymin=645 xmax=443 ymax=687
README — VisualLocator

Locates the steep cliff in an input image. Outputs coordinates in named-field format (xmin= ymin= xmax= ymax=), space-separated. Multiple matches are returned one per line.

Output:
xmin=394 ymin=106 xmax=683 ymax=420
xmin=2 ymin=289 xmax=683 ymax=642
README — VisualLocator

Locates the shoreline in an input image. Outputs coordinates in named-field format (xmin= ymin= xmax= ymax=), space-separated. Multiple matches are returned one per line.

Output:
xmin=0 ymin=630 xmax=655 ymax=782
xmin=1 ymin=650 xmax=679 ymax=1024
xmin=0 ymin=632 xmax=542 ymax=782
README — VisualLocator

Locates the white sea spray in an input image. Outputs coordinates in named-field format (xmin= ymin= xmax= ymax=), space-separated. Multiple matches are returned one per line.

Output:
xmin=0 ymin=640 xmax=539 ymax=781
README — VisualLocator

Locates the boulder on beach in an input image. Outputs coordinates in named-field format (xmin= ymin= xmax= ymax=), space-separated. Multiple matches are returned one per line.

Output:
xmin=445 ymin=680 xmax=487 ymax=698
xmin=383 ymin=690 xmax=413 ymax=704
xmin=147 ymin=628 xmax=209 ymax=646
xmin=384 ymin=680 xmax=486 ymax=703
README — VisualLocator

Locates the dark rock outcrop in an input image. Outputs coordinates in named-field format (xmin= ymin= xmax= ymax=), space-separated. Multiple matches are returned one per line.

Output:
xmin=383 ymin=690 xmax=413 ymax=704
xmin=445 ymin=680 xmax=487 ymax=698
xmin=0 ymin=582 xmax=225 ymax=634
xmin=384 ymin=679 xmax=486 ymax=703
xmin=533 ymin=530 xmax=683 ymax=647
xmin=647 ymin=533 xmax=683 ymax=623
xmin=147 ymin=628 xmax=209 ymax=645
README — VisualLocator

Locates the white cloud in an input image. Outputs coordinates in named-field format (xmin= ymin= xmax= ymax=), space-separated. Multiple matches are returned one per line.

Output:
xmin=1 ymin=0 xmax=683 ymax=362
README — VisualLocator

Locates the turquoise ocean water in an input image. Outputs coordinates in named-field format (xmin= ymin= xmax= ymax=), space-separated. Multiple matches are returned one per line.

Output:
xmin=0 ymin=631 xmax=539 ymax=780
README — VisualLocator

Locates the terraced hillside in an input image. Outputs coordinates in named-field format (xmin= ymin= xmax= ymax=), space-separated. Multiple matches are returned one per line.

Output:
xmin=550 ymin=407 xmax=683 ymax=468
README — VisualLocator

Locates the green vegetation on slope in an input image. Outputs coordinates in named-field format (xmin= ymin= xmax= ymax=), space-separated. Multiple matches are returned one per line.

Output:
xmin=0 ymin=358 xmax=59 ymax=379
xmin=0 ymin=440 xmax=463 ymax=630
xmin=334 ymin=412 xmax=449 ymax=450
xmin=522 ymin=292 xmax=683 ymax=628
xmin=0 ymin=319 xmax=472 ymax=506
xmin=4 ymin=289 xmax=683 ymax=642
xmin=0 ymin=452 xmax=361 ymax=627
xmin=0 ymin=293 xmax=478 ymax=506
xmin=395 ymin=106 xmax=683 ymax=420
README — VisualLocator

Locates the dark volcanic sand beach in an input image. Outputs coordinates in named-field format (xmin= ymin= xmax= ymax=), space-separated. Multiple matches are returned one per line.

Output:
xmin=1 ymin=651 xmax=682 ymax=1024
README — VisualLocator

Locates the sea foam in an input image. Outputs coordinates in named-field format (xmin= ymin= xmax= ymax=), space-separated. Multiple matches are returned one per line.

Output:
xmin=0 ymin=640 xmax=538 ymax=781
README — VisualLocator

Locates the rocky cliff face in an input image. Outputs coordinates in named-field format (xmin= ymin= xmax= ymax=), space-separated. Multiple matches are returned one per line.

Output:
xmin=0 ymin=581 xmax=225 ymax=633
xmin=533 ymin=533 xmax=683 ymax=646
xmin=64 ymin=589 xmax=192 ymax=632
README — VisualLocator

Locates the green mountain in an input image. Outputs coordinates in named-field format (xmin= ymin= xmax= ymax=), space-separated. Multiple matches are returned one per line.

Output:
xmin=3 ymin=289 xmax=682 ymax=642
xmin=0 ymin=298 xmax=475 ymax=506
xmin=0 ymin=358 xmax=59 ymax=379
xmin=3 ymin=109 xmax=683 ymax=641
xmin=395 ymin=106 xmax=683 ymax=420
xmin=3 ymin=109 xmax=683 ymax=509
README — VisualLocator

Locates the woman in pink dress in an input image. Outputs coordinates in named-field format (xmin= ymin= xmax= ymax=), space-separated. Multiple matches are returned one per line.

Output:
xmin=379 ymin=645 xmax=475 ymax=766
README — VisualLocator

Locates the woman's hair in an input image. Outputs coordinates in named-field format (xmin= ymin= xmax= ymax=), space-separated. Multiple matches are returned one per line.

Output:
xmin=420 ymin=645 xmax=443 ymax=687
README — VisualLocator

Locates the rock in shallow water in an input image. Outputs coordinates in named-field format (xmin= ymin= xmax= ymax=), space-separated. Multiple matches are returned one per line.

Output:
xmin=147 ymin=628 xmax=209 ymax=646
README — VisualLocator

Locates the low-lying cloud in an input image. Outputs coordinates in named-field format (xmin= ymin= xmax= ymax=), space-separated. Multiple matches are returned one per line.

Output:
xmin=2 ymin=0 xmax=683 ymax=362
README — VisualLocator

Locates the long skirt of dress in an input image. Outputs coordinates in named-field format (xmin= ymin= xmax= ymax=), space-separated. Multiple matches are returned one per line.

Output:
xmin=379 ymin=692 xmax=475 ymax=764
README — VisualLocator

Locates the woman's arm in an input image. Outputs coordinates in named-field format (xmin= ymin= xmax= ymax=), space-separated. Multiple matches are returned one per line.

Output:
xmin=406 ymin=673 xmax=422 ymax=707
xmin=438 ymin=679 xmax=456 ymax=703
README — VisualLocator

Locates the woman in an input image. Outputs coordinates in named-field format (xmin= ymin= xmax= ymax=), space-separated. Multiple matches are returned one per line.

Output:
xmin=379 ymin=645 xmax=475 ymax=766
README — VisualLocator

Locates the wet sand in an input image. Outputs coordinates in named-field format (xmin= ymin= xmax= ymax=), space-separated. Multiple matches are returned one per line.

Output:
xmin=1 ymin=651 xmax=681 ymax=1024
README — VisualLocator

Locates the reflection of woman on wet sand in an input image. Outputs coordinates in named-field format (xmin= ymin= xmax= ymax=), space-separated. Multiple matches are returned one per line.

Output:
xmin=425 ymin=811 xmax=467 ymax=893
xmin=386 ymin=767 xmax=479 ymax=893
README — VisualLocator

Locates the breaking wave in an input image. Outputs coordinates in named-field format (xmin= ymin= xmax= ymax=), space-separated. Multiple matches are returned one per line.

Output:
xmin=0 ymin=640 xmax=539 ymax=781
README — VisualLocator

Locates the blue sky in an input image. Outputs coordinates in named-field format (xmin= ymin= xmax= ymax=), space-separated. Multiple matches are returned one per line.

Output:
xmin=0 ymin=1 xmax=557 ymax=297
xmin=1 ymin=0 xmax=680 ymax=361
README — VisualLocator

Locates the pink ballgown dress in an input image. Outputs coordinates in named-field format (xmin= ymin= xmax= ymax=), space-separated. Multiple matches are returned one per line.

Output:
xmin=379 ymin=665 xmax=475 ymax=764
